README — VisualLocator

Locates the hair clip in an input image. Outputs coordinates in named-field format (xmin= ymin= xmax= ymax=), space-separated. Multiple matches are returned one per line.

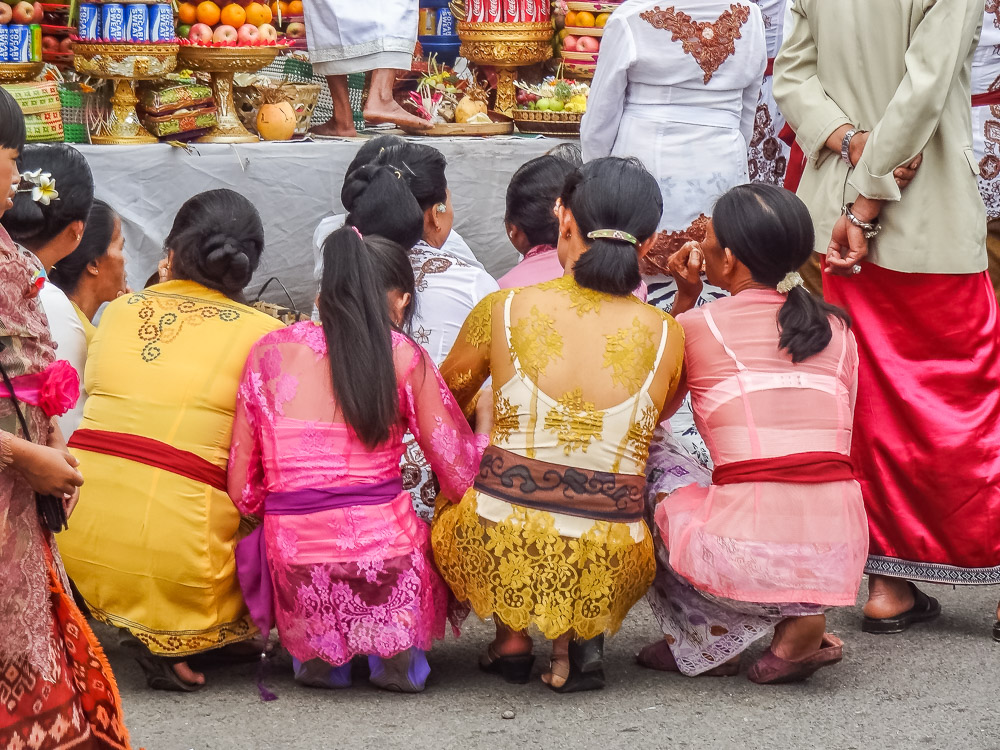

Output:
xmin=587 ymin=229 xmax=637 ymax=246
xmin=776 ymin=271 xmax=805 ymax=294
xmin=18 ymin=170 xmax=59 ymax=206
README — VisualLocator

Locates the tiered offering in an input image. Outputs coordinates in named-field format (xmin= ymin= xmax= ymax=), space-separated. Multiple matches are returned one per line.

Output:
xmin=174 ymin=0 xmax=294 ymax=46
xmin=552 ymin=0 xmax=620 ymax=77
xmin=40 ymin=2 xmax=74 ymax=67
xmin=0 ymin=0 xmax=45 ymax=82
xmin=76 ymin=0 xmax=176 ymax=42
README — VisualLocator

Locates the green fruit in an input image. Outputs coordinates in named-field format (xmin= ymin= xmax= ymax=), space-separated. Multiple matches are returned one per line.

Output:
xmin=536 ymin=98 xmax=550 ymax=111
xmin=177 ymin=24 xmax=192 ymax=38
xmin=548 ymin=100 xmax=564 ymax=112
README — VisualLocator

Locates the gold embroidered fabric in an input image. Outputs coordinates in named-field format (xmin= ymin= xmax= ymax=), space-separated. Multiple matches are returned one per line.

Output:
xmin=435 ymin=275 xmax=684 ymax=638
xmin=432 ymin=495 xmax=655 ymax=639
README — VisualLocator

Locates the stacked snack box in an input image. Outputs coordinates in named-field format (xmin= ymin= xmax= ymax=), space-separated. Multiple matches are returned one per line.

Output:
xmin=75 ymin=0 xmax=177 ymax=43
xmin=0 ymin=0 xmax=43 ymax=63
xmin=553 ymin=0 xmax=620 ymax=78
xmin=173 ymin=0 xmax=291 ymax=46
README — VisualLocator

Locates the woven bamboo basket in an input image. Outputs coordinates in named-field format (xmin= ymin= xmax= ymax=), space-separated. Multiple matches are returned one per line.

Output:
xmin=235 ymin=81 xmax=321 ymax=135
xmin=512 ymin=108 xmax=582 ymax=136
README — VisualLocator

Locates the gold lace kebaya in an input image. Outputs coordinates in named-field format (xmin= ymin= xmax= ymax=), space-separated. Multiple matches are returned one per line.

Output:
xmin=433 ymin=275 xmax=685 ymax=639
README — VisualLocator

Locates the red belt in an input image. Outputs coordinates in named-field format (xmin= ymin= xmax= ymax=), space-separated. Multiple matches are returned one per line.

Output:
xmin=973 ymin=90 xmax=1000 ymax=107
xmin=765 ymin=57 xmax=775 ymax=77
xmin=69 ymin=428 xmax=228 ymax=494
xmin=712 ymin=451 xmax=855 ymax=486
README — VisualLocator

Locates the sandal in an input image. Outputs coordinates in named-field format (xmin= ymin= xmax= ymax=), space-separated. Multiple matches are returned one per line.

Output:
xmin=479 ymin=644 xmax=535 ymax=684
xmin=132 ymin=649 xmax=204 ymax=692
xmin=636 ymin=639 xmax=740 ymax=677
xmin=993 ymin=621 xmax=1000 ymax=643
xmin=747 ymin=633 xmax=843 ymax=685
xmin=862 ymin=583 xmax=941 ymax=635
xmin=545 ymin=635 xmax=606 ymax=694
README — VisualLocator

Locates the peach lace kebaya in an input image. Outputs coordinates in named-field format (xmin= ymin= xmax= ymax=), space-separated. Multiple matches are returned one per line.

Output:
xmin=228 ymin=323 xmax=487 ymax=669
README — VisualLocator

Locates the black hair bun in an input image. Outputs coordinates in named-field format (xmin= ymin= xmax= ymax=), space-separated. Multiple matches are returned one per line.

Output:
xmin=200 ymin=232 xmax=255 ymax=292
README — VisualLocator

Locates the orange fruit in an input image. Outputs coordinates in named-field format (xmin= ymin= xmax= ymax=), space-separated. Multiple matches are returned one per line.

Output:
xmin=564 ymin=10 xmax=577 ymax=26
xmin=574 ymin=10 xmax=595 ymax=27
xmin=177 ymin=2 xmax=197 ymax=24
xmin=195 ymin=0 xmax=221 ymax=25
xmin=244 ymin=1 xmax=271 ymax=25
xmin=270 ymin=0 xmax=289 ymax=20
xmin=595 ymin=12 xmax=610 ymax=27
xmin=287 ymin=0 xmax=302 ymax=13
xmin=220 ymin=2 xmax=246 ymax=26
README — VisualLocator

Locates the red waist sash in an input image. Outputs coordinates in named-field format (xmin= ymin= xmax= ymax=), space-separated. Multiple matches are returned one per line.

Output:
xmin=764 ymin=57 xmax=775 ymax=77
xmin=69 ymin=428 xmax=228 ymax=494
xmin=712 ymin=451 xmax=855 ymax=486
xmin=973 ymin=90 xmax=1000 ymax=107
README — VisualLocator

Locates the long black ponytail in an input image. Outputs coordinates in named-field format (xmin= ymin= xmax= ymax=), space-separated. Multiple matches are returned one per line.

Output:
xmin=318 ymin=225 xmax=398 ymax=447
xmin=712 ymin=184 xmax=851 ymax=363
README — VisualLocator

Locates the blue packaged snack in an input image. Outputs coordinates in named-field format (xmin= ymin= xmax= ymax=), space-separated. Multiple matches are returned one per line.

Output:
xmin=101 ymin=4 xmax=126 ymax=42
xmin=78 ymin=4 xmax=101 ymax=40
xmin=125 ymin=4 xmax=148 ymax=42
xmin=0 ymin=27 xmax=9 ymax=63
xmin=436 ymin=7 xmax=455 ymax=35
xmin=148 ymin=3 xmax=174 ymax=41
xmin=7 ymin=25 xmax=31 ymax=63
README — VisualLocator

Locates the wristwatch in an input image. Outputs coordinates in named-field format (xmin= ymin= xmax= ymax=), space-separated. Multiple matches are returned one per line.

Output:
xmin=841 ymin=129 xmax=858 ymax=166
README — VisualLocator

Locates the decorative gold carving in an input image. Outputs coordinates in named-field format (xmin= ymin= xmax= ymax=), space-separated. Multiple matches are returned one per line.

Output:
xmin=457 ymin=21 xmax=553 ymax=116
xmin=0 ymin=62 xmax=44 ymax=83
xmin=178 ymin=46 xmax=283 ymax=143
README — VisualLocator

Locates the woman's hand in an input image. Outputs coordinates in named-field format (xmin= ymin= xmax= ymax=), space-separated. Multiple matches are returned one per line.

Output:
xmin=12 ymin=439 xmax=84 ymax=497
xmin=474 ymin=386 xmax=494 ymax=436
xmin=667 ymin=241 xmax=704 ymax=314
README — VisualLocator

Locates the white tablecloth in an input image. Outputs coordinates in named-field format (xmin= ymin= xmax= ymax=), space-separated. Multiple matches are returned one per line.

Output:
xmin=74 ymin=136 xmax=563 ymax=310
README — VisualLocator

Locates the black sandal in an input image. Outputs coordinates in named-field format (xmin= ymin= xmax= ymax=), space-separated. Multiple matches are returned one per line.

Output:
xmin=479 ymin=645 xmax=535 ymax=684
xmin=862 ymin=583 xmax=941 ymax=635
xmin=548 ymin=635 xmax=606 ymax=694
xmin=127 ymin=642 xmax=204 ymax=692
xmin=992 ymin=621 xmax=1000 ymax=643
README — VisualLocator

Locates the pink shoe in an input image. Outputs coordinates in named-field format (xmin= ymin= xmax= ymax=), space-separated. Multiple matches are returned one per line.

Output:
xmin=747 ymin=633 xmax=844 ymax=685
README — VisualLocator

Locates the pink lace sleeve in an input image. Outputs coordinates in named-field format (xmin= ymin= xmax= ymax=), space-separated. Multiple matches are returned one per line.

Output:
xmin=397 ymin=336 xmax=487 ymax=501
xmin=228 ymin=345 xmax=269 ymax=515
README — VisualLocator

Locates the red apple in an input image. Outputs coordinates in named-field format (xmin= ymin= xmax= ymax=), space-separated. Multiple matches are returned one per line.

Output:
xmin=187 ymin=22 xmax=213 ymax=43
xmin=11 ymin=1 xmax=34 ymax=24
xmin=576 ymin=36 xmax=599 ymax=54
xmin=257 ymin=22 xmax=277 ymax=41
xmin=0 ymin=4 xmax=13 ymax=23
xmin=284 ymin=21 xmax=305 ymax=38
xmin=236 ymin=22 xmax=259 ymax=44
xmin=212 ymin=23 xmax=238 ymax=43
xmin=30 ymin=1 xmax=41 ymax=22
xmin=561 ymin=34 xmax=578 ymax=52
xmin=59 ymin=36 xmax=72 ymax=52
xmin=41 ymin=34 xmax=57 ymax=51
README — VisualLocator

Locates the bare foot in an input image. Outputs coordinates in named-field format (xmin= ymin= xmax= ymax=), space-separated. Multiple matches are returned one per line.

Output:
xmin=863 ymin=575 xmax=916 ymax=619
xmin=770 ymin=615 xmax=826 ymax=661
xmin=309 ymin=119 xmax=358 ymax=138
xmin=363 ymin=98 xmax=431 ymax=131
xmin=173 ymin=661 xmax=206 ymax=687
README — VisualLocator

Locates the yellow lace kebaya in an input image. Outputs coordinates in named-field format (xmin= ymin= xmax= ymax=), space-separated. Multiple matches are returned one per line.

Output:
xmin=432 ymin=275 xmax=685 ymax=640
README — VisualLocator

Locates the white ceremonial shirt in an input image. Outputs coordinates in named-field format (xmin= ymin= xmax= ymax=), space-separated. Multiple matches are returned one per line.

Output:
xmin=973 ymin=7 xmax=1000 ymax=221
xmin=38 ymin=279 xmax=87 ymax=438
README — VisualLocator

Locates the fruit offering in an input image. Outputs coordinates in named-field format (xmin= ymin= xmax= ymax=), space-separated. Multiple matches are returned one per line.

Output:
xmin=551 ymin=0 xmax=622 ymax=77
xmin=0 ymin=1 xmax=44 ymax=63
xmin=176 ymin=0 xmax=284 ymax=46
xmin=515 ymin=76 xmax=589 ymax=113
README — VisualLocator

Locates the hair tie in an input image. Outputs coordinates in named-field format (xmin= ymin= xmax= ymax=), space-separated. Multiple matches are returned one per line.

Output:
xmin=350 ymin=225 xmax=363 ymax=241
xmin=587 ymin=229 xmax=638 ymax=246
xmin=776 ymin=271 xmax=804 ymax=294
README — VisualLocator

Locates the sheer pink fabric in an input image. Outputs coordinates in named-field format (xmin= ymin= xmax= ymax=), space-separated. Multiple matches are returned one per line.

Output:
xmin=229 ymin=323 xmax=487 ymax=666
xmin=656 ymin=290 xmax=869 ymax=606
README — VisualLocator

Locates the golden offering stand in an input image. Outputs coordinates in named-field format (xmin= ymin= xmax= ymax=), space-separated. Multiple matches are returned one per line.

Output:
xmin=73 ymin=42 xmax=179 ymax=145
xmin=456 ymin=21 xmax=553 ymax=116
xmin=178 ymin=46 xmax=284 ymax=144
xmin=0 ymin=62 xmax=45 ymax=83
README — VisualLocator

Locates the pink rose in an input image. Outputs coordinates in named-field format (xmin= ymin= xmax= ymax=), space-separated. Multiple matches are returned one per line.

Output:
xmin=39 ymin=359 xmax=81 ymax=417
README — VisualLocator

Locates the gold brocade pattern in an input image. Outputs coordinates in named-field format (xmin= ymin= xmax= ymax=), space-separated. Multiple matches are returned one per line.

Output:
xmin=604 ymin=318 xmax=657 ymax=392
xmin=544 ymin=388 xmax=604 ymax=455
xmin=463 ymin=295 xmax=495 ymax=348
xmin=509 ymin=305 xmax=563 ymax=378
xmin=625 ymin=406 xmax=660 ymax=467
xmin=493 ymin=394 xmax=521 ymax=445
xmin=432 ymin=495 xmax=655 ymax=639
xmin=449 ymin=369 xmax=474 ymax=394
xmin=87 ymin=604 xmax=256 ymax=656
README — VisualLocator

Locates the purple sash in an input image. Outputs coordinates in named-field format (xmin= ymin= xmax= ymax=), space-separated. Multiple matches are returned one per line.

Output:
xmin=235 ymin=477 xmax=404 ymax=636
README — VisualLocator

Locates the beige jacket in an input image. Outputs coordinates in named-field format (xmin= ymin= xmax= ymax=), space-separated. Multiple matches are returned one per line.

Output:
xmin=773 ymin=0 xmax=987 ymax=274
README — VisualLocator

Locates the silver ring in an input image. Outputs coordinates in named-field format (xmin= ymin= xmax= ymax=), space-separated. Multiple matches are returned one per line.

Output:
xmin=851 ymin=264 xmax=862 ymax=275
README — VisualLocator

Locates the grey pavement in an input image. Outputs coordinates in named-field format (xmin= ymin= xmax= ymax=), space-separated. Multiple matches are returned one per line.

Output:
xmin=102 ymin=583 xmax=1000 ymax=750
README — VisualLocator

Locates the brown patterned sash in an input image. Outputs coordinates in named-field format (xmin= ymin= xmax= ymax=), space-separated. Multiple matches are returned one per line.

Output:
xmin=474 ymin=445 xmax=645 ymax=523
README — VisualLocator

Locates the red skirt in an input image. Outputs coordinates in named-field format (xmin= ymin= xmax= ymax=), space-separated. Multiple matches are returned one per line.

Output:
xmin=0 ymin=546 xmax=132 ymax=750
xmin=824 ymin=263 xmax=1000 ymax=583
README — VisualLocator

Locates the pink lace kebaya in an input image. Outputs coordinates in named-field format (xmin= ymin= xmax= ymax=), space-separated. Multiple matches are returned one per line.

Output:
xmin=229 ymin=323 xmax=487 ymax=668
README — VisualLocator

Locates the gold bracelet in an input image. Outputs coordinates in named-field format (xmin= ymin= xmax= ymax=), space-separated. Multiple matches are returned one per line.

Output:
xmin=0 ymin=430 xmax=13 ymax=473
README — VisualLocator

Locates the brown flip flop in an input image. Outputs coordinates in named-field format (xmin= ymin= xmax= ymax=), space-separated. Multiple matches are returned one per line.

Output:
xmin=747 ymin=633 xmax=844 ymax=685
